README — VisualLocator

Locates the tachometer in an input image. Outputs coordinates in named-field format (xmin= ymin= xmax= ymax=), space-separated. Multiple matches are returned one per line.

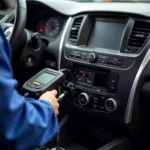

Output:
xmin=44 ymin=17 xmax=61 ymax=38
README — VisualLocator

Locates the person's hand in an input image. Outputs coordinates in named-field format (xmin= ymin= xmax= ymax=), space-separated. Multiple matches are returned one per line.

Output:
xmin=39 ymin=90 xmax=60 ymax=116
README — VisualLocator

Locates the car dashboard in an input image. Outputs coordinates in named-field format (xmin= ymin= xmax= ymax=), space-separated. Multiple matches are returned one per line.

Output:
xmin=5 ymin=0 xmax=150 ymax=127
xmin=23 ymin=0 xmax=150 ymax=126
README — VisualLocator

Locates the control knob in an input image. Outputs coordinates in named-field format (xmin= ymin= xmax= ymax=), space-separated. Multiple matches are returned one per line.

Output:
xmin=78 ymin=93 xmax=90 ymax=107
xmin=88 ymin=53 xmax=96 ymax=63
xmin=105 ymin=98 xmax=118 ymax=112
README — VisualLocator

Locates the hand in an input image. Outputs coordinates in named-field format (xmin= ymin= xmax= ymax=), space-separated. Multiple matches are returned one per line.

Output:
xmin=39 ymin=90 xmax=60 ymax=116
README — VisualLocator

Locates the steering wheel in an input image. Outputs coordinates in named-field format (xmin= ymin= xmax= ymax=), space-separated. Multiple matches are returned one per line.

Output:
xmin=4 ymin=0 xmax=27 ymax=51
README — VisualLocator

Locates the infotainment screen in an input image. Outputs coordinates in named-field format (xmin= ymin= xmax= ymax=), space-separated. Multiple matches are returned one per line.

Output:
xmin=87 ymin=21 xmax=125 ymax=50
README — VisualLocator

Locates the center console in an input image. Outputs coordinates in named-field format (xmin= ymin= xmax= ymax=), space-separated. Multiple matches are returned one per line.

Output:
xmin=65 ymin=67 xmax=119 ymax=113
xmin=60 ymin=14 xmax=150 ymax=124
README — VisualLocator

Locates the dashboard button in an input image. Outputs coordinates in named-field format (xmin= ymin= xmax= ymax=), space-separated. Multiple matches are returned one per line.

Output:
xmin=116 ymin=62 xmax=123 ymax=66
xmin=70 ymin=50 xmax=81 ymax=59
xmin=92 ymin=104 xmax=98 ymax=109
xmin=108 ymin=72 xmax=119 ymax=93
xmin=99 ymin=106 xmax=105 ymax=112
xmin=100 ymin=95 xmax=107 ymax=101
xmin=108 ymin=60 xmax=117 ymax=66
xmin=81 ymin=52 xmax=88 ymax=60
xmin=99 ymin=95 xmax=107 ymax=106
xmin=108 ymin=57 xmax=124 ymax=67
xmin=92 ymin=87 xmax=102 ymax=93
xmin=98 ymin=55 xmax=109 ymax=64
xmin=86 ymin=80 xmax=92 ymax=84
xmin=93 ymin=96 xmax=99 ymax=104
xmin=116 ymin=59 xmax=124 ymax=66
xmin=110 ymin=86 xmax=115 ymax=90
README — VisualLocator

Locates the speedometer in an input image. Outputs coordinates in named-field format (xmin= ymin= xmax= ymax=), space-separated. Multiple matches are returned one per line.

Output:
xmin=44 ymin=17 xmax=61 ymax=38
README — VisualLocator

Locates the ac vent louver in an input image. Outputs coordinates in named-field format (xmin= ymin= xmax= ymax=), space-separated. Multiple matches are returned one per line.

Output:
xmin=126 ymin=21 xmax=150 ymax=53
xmin=69 ymin=17 xmax=83 ymax=45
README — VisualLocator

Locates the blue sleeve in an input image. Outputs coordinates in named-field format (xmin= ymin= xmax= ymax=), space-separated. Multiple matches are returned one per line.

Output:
xmin=0 ymin=26 xmax=59 ymax=150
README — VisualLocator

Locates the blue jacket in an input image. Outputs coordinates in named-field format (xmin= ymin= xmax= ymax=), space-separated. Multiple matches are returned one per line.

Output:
xmin=0 ymin=26 xmax=59 ymax=149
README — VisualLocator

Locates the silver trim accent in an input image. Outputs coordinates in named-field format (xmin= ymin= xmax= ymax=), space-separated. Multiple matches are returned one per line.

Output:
xmin=125 ymin=48 xmax=150 ymax=124
xmin=78 ymin=92 xmax=90 ymax=107
xmin=58 ymin=17 xmax=72 ymax=70
xmin=105 ymin=98 xmax=118 ymax=112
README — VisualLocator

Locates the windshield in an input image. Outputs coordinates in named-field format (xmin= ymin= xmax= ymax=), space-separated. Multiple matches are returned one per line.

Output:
xmin=71 ymin=0 xmax=150 ymax=2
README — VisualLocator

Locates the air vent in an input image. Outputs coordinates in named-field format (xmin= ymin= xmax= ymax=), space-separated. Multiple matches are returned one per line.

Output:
xmin=126 ymin=21 xmax=150 ymax=53
xmin=69 ymin=17 xmax=84 ymax=45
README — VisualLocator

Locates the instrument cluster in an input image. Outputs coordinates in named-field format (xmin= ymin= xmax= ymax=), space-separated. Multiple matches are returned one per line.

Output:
xmin=36 ymin=17 xmax=62 ymax=38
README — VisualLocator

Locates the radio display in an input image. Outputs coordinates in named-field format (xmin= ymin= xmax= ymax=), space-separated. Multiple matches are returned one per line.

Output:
xmin=87 ymin=21 xmax=125 ymax=50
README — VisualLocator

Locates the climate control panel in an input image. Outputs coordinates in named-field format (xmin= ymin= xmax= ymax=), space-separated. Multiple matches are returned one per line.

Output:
xmin=70 ymin=89 xmax=118 ymax=113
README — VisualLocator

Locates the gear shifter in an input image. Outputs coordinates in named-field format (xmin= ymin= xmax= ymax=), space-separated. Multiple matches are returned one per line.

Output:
xmin=31 ymin=32 xmax=41 ymax=49
xmin=46 ymin=93 xmax=68 ymax=150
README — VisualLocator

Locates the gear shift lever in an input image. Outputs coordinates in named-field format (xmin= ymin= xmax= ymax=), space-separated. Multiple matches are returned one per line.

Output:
xmin=31 ymin=32 xmax=41 ymax=49
xmin=46 ymin=93 xmax=68 ymax=150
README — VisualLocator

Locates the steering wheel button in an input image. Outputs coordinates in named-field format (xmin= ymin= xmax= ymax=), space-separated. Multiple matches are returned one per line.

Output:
xmin=5 ymin=31 xmax=11 ymax=37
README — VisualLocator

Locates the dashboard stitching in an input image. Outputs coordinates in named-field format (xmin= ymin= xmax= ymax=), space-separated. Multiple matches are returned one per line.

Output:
xmin=125 ymin=47 xmax=150 ymax=124
xmin=58 ymin=17 xmax=72 ymax=70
